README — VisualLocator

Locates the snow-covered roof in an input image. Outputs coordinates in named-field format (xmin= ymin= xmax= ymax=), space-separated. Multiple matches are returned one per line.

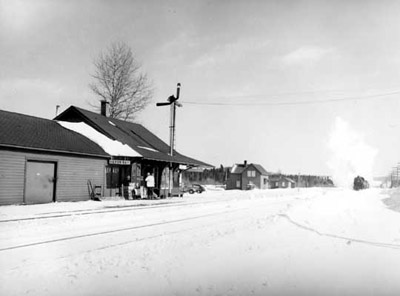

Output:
xmin=55 ymin=106 xmax=213 ymax=167
xmin=0 ymin=109 xmax=108 ymax=158
xmin=57 ymin=121 xmax=142 ymax=157
xmin=231 ymin=163 xmax=269 ymax=176
xmin=231 ymin=164 xmax=245 ymax=174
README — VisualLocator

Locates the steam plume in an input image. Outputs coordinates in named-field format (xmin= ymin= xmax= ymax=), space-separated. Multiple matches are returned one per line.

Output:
xmin=327 ymin=117 xmax=377 ymax=188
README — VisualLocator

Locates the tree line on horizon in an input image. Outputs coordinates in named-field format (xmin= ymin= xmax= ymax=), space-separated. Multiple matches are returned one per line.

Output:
xmin=182 ymin=166 xmax=334 ymax=187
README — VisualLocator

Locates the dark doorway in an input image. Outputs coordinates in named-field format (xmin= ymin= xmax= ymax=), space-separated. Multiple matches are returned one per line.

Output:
xmin=25 ymin=160 xmax=56 ymax=204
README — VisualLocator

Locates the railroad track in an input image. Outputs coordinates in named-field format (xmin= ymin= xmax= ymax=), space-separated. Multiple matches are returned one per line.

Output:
xmin=0 ymin=196 xmax=300 ymax=256
xmin=0 ymin=207 xmax=253 ymax=252
xmin=0 ymin=195 xmax=298 ymax=223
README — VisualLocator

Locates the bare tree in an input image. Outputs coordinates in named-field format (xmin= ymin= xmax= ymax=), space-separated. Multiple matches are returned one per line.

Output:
xmin=90 ymin=42 xmax=153 ymax=121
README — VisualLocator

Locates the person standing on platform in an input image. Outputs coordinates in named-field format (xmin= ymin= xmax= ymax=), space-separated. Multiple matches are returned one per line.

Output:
xmin=145 ymin=172 xmax=155 ymax=199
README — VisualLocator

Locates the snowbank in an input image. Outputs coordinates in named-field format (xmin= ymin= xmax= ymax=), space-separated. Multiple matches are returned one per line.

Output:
xmin=287 ymin=188 xmax=400 ymax=244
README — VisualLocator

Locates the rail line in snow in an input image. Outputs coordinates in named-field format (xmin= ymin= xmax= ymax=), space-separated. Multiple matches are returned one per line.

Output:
xmin=0 ymin=207 xmax=254 ymax=252
xmin=0 ymin=196 xmax=297 ymax=223
xmin=0 ymin=199 xmax=231 ymax=223
xmin=70 ymin=210 xmax=281 ymax=256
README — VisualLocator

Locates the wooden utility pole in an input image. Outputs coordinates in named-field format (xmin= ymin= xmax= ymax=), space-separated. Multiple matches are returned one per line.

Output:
xmin=156 ymin=83 xmax=182 ymax=196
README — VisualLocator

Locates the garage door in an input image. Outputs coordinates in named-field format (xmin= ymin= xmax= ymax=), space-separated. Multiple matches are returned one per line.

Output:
xmin=25 ymin=161 xmax=56 ymax=204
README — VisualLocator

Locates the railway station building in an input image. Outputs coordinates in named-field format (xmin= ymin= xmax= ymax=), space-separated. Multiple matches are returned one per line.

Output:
xmin=0 ymin=105 xmax=211 ymax=205
xmin=0 ymin=109 xmax=109 ymax=205
xmin=55 ymin=105 xmax=212 ymax=198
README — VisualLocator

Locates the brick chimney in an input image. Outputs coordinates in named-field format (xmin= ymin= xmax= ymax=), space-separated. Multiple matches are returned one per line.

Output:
xmin=100 ymin=100 xmax=108 ymax=117
xmin=244 ymin=160 xmax=247 ymax=166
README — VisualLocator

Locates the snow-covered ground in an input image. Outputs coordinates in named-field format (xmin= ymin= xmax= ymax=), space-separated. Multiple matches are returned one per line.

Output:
xmin=1 ymin=187 xmax=400 ymax=296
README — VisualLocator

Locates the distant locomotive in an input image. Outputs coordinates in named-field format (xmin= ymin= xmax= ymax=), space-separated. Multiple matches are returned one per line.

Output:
xmin=353 ymin=176 xmax=369 ymax=190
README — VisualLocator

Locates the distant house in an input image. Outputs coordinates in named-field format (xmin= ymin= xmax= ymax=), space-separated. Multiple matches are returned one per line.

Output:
xmin=269 ymin=175 xmax=296 ymax=189
xmin=0 ymin=109 xmax=109 ymax=205
xmin=226 ymin=161 xmax=270 ymax=190
xmin=55 ymin=105 xmax=212 ymax=197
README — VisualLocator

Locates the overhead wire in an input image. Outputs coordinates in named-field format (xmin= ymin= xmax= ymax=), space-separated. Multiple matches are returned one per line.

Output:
xmin=181 ymin=89 xmax=400 ymax=106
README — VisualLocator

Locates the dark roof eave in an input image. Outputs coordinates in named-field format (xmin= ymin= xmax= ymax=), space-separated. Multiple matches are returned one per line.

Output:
xmin=0 ymin=144 xmax=110 ymax=159
xmin=175 ymin=158 xmax=214 ymax=169
xmin=124 ymin=152 xmax=211 ymax=168
xmin=140 ymin=155 xmax=208 ymax=167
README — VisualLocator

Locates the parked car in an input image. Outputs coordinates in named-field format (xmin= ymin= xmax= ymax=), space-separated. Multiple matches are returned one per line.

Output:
xmin=185 ymin=184 xmax=206 ymax=194
xmin=246 ymin=183 xmax=256 ymax=190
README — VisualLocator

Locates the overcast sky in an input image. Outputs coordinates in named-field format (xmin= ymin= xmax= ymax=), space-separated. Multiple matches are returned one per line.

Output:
xmin=1 ymin=0 xmax=400 ymax=177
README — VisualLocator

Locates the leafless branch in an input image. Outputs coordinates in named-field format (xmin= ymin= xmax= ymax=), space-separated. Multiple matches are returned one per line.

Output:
xmin=89 ymin=42 xmax=153 ymax=121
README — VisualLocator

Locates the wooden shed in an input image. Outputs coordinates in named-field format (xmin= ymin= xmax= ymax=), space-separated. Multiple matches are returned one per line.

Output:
xmin=0 ymin=110 xmax=109 ymax=205
xmin=269 ymin=175 xmax=296 ymax=189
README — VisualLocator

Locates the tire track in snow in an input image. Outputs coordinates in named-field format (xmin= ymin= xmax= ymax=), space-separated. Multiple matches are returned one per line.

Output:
xmin=279 ymin=213 xmax=400 ymax=250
